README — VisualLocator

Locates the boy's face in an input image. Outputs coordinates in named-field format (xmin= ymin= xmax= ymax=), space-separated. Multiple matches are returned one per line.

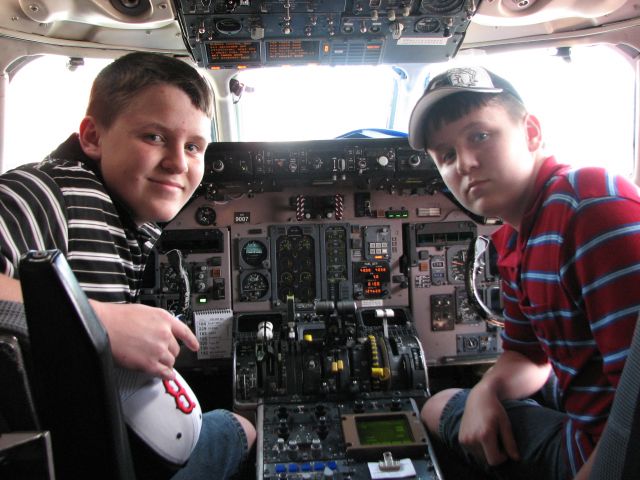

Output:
xmin=88 ymin=84 xmax=211 ymax=225
xmin=426 ymin=103 xmax=542 ymax=228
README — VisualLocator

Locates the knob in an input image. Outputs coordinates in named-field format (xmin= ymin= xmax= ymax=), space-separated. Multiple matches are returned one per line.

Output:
xmin=409 ymin=154 xmax=421 ymax=167
xmin=389 ymin=21 xmax=404 ymax=40
xmin=377 ymin=155 xmax=389 ymax=167
xmin=212 ymin=160 xmax=224 ymax=173
xmin=287 ymin=439 xmax=299 ymax=460
xmin=387 ymin=9 xmax=396 ymax=21
xmin=371 ymin=9 xmax=379 ymax=21
xmin=311 ymin=438 xmax=322 ymax=458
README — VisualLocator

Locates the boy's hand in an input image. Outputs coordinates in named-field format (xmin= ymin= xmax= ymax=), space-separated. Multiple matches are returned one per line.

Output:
xmin=458 ymin=382 xmax=520 ymax=467
xmin=90 ymin=301 xmax=200 ymax=380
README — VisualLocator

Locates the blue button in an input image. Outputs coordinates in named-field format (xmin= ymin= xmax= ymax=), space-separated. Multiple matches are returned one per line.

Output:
xmin=288 ymin=464 xmax=300 ymax=473
xmin=313 ymin=461 xmax=325 ymax=471
xmin=327 ymin=461 xmax=338 ymax=470
xmin=275 ymin=464 xmax=286 ymax=473
xmin=301 ymin=463 xmax=312 ymax=472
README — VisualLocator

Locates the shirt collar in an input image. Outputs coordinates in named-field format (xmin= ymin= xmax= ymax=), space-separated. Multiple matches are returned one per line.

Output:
xmin=48 ymin=133 xmax=158 ymax=238
xmin=491 ymin=156 xmax=569 ymax=268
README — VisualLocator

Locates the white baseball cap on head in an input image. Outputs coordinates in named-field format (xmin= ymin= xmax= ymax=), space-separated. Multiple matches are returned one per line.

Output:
xmin=408 ymin=66 xmax=524 ymax=150
xmin=116 ymin=368 xmax=202 ymax=466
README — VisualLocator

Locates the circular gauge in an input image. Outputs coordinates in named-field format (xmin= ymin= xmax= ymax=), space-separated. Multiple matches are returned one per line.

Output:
xmin=299 ymin=271 xmax=313 ymax=284
xmin=241 ymin=240 xmax=268 ymax=267
xmin=241 ymin=272 xmax=269 ymax=301
xmin=278 ymin=238 xmax=293 ymax=253
xmin=195 ymin=205 xmax=216 ymax=226
xmin=415 ymin=17 xmax=440 ymax=33
xmin=298 ymin=236 xmax=313 ymax=251
xmin=280 ymin=272 xmax=294 ymax=286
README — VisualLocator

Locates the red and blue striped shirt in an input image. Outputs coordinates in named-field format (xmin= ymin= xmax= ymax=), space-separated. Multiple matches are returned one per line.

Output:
xmin=492 ymin=156 xmax=640 ymax=477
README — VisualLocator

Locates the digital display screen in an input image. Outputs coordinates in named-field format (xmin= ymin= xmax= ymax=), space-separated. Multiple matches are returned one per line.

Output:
xmin=355 ymin=416 xmax=414 ymax=446
xmin=358 ymin=264 xmax=390 ymax=297
xmin=266 ymin=40 xmax=320 ymax=63
xmin=207 ymin=42 xmax=260 ymax=64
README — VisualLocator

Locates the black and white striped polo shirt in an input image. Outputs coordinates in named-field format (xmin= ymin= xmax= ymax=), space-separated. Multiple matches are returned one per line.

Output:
xmin=0 ymin=134 xmax=161 ymax=303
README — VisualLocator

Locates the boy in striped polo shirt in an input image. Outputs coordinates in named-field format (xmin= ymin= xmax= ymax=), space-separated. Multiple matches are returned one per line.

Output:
xmin=409 ymin=66 xmax=640 ymax=479
xmin=0 ymin=52 xmax=254 ymax=479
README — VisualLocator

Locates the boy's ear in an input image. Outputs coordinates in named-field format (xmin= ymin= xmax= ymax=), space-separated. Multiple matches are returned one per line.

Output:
xmin=524 ymin=113 xmax=543 ymax=152
xmin=78 ymin=116 xmax=102 ymax=161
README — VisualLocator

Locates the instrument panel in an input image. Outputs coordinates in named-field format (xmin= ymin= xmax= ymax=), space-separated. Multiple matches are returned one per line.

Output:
xmin=140 ymin=137 xmax=501 ymax=366
xmin=173 ymin=0 xmax=480 ymax=67
xmin=140 ymin=136 xmax=502 ymax=479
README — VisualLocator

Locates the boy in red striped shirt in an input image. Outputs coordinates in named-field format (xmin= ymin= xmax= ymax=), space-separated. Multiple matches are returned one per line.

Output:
xmin=409 ymin=66 xmax=640 ymax=479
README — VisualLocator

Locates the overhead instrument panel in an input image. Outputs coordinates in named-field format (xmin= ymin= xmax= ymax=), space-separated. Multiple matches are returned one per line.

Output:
xmin=172 ymin=0 xmax=480 ymax=68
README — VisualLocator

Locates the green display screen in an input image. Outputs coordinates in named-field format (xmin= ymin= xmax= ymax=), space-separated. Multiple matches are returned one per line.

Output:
xmin=355 ymin=416 xmax=414 ymax=446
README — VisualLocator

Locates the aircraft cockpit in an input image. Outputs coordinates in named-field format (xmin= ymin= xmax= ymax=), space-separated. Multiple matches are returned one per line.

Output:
xmin=0 ymin=1 xmax=639 ymax=479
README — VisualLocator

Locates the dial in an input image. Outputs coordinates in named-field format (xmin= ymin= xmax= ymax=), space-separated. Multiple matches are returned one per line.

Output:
xmin=278 ymin=237 xmax=293 ymax=253
xmin=241 ymin=240 xmax=268 ymax=267
xmin=241 ymin=272 xmax=269 ymax=301
xmin=195 ymin=205 xmax=216 ymax=226
xmin=415 ymin=17 xmax=440 ymax=33
xmin=297 ymin=236 xmax=313 ymax=251
xmin=299 ymin=271 xmax=313 ymax=284
xmin=280 ymin=272 xmax=294 ymax=286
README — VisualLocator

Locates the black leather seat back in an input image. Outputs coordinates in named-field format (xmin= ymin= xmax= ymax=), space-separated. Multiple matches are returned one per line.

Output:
xmin=19 ymin=249 xmax=135 ymax=480
xmin=590 ymin=314 xmax=640 ymax=479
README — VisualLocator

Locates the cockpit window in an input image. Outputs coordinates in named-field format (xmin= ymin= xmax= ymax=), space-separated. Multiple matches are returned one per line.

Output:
xmin=4 ymin=55 xmax=112 ymax=174
xmin=235 ymin=44 xmax=635 ymax=177
xmin=233 ymin=65 xmax=401 ymax=142
xmin=3 ymin=45 xmax=635 ymax=178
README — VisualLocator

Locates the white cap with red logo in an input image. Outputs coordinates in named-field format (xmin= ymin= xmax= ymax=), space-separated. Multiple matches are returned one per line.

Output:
xmin=116 ymin=368 xmax=202 ymax=466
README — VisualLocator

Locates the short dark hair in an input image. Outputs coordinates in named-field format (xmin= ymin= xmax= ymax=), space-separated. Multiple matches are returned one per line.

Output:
xmin=424 ymin=91 xmax=526 ymax=149
xmin=86 ymin=52 xmax=214 ymax=127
